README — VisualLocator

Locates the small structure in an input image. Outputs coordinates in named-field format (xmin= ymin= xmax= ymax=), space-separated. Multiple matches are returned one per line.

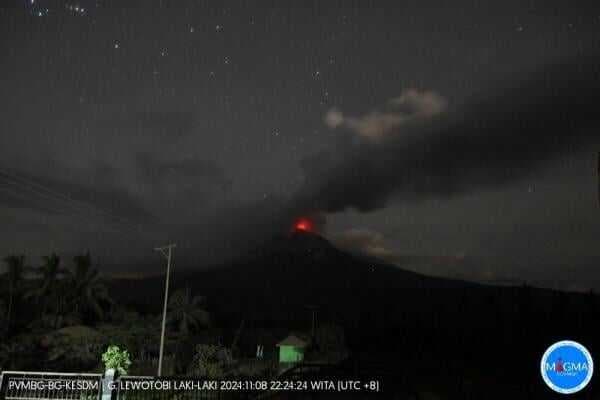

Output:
xmin=276 ymin=334 xmax=310 ymax=364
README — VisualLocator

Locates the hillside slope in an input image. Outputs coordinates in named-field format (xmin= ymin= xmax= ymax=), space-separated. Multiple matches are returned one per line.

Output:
xmin=109 ymin=231 xmax=600 ymax=398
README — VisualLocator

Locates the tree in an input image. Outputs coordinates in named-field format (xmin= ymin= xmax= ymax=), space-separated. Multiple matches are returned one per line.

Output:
xmin=70 ymin=252 xmax=113 ymax=322
xmin=26 ymin=253 xmax=70 ymax=328
xmin=0 ymin=341 xmax=21 ymax=370
xmin=0 ymin=299 xmax=6 ymax=338
xmin=102 ymin=345 xmax=132 ymax=375
xmin=98 ymin=314 xmax=160 ymax=363
xmin=168 ymin=288 xmax=210 ymax=336
xmin=187 ymin=344 xmax=232 ymax=378
xmin=28 ymin=253 xmax=66 ymax=300
xmin=45 ymin=325 xmax=105 ymax=370
xmin=313 ymin=323 xmax=348 ymax=363
xmin=2 ymin=254 xmax=26 ymax=334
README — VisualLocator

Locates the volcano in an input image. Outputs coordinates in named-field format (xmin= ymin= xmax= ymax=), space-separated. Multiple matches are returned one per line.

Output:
xmin=292 ymin=217 xmax=314 ymax=233
xmin=110 ymin=230 xmax=472 ymax=322
xmin=109 ymin=231 xmax=600 ymax=399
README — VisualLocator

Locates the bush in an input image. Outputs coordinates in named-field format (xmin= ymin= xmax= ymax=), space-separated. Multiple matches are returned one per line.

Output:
xmin=187 ymin=344 xmax=232 ymax=378
xmin=101 ymin=345 xmax=131 ymax=375
xmin=313 ymin=324 xmax=348 ymax=363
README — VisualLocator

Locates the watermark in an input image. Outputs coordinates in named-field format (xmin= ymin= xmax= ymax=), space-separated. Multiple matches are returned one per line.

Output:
xmin=541 ymin=340 xmax=594 ymax=394
xmin=112 ymin=379 xmax=381 ymax=393
xmin=4 ymin=377 xmax=381 ymax=394
xmin=8 ymin=379 xmax=100 ymax=391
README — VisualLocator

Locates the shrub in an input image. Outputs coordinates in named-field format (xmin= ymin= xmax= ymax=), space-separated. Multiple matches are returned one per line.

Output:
xmin=101 ymin=345 xmax=131 ymax=375
xmin=187 ymin=344 xmax=232 ymax=378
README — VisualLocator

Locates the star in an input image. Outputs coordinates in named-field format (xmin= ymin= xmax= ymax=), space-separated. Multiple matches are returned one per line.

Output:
xmin=215 ymin=24 xmax=223 ymax=32
xmin=66 ymin=4 xmax=86 ymax=15
xmin=114 ymin=42 xmax=120 ymax=49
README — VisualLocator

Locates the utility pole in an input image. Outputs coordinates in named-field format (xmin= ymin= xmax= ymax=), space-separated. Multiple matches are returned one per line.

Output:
xmin=154 ymin=243 xmax=176 ymax=377
xmin=305 ymin=304 xmax=318 ymax=338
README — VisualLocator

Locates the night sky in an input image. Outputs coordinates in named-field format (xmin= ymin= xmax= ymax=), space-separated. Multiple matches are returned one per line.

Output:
xmin=1 ymin=0 xmax=599 ymax=290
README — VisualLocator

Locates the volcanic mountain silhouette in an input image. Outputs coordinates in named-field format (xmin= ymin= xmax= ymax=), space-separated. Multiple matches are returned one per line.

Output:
xmin=183 ymin=230 xmax=470 ymax=293
xmin=111 ymin=230 xmax=472 ymax=324
xmin=109 ymin=231 xmax=600 ymax=398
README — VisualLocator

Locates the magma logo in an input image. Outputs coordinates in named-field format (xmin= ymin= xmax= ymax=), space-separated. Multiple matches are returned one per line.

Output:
xmin=541 ymin=340 xmax=594 ymax=394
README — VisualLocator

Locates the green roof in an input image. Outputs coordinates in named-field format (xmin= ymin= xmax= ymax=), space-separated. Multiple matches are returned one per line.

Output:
xmin=276 ymin=334 xmax=309 ymax=348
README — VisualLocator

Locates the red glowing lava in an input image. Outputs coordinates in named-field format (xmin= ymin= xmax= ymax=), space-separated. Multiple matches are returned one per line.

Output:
xmin=293 ymin=217 xmax=314 ymax=233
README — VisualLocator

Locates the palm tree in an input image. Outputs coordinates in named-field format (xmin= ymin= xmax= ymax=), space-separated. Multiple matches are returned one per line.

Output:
xmin=41 ymin=253 xmax=65 ymax=286
xmin=70 ymin=252 xmax=113 ymax=321
xmin=26 ymin=253 xmax=69 ymax=327
xmin=2 ymin=255 xmax=26 ymax=333
xmin=73 ymin=252 xmax=92 ymax=274
xmin=0 ymin=341 xmax=21 ymax=369
xmin=168 ymin=288 xmax=210 ymax=336
xmin=0 ymin=298 xmax=6 ymax=338
xmin=28 ymin=253 xmax=66 ymax=298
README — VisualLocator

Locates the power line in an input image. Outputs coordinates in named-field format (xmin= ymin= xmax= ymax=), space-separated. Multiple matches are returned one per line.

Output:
xmin=0 ymin=167 xmax=144 ymax=227
xmin=0 ymin=168 xmax=155 ymax=235
xmin=0 ymin=168 xmax=153 ymax=237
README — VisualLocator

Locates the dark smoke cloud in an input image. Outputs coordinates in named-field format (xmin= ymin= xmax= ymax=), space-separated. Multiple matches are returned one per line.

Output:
xmin=95 ymin=110 xmax=196 ymax=141
xmin=3 ymin=54 xmax=599 ymax=272
xmin=136 ymin=153 xmax=231 ymax=191
xmin=297 ymin=54 xmax=600 ymax=213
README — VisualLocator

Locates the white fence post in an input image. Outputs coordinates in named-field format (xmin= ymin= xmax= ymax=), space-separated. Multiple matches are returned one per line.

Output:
xmin=101 ymin=369 xmax=116 ymax=400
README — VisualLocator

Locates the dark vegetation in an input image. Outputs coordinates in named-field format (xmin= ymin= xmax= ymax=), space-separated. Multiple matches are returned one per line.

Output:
xmin=1 ymin=232 xmax=599 ymax=399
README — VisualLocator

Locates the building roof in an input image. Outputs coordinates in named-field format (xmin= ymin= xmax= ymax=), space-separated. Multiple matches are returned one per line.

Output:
xmin=276 ymin=334 xmax=310 ymax=348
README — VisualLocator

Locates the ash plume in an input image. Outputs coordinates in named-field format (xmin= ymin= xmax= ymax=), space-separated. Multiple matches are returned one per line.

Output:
xmin=297 ymin=54 xmax=600 ymax=213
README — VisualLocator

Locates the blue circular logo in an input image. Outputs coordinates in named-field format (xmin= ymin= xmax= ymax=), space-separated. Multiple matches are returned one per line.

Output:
xmin=541 ymin=340 xmax=594 ymax=394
